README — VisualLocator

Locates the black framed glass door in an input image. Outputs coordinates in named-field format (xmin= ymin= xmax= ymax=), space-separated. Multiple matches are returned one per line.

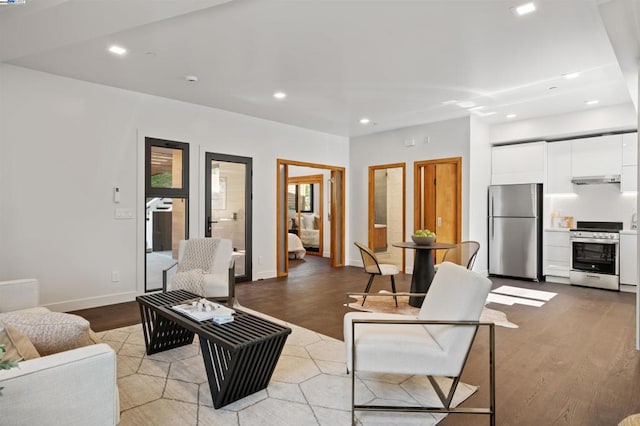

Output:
xmin=205 ymin=152 xmax=252 ymax=282
xmin=144 ymin=138 xmax=189 ymax=292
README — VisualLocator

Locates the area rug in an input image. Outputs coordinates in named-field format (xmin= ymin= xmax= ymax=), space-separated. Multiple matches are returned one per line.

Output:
xmin=98 ymin=308 xmax=478 ymax=425
xmin=345 ymin=292 xmax=519 ymax=329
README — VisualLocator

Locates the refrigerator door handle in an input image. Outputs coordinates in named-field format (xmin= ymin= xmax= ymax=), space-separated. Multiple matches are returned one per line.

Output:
xmin=489 ymin=193 xmax=493 ymax=217
xmin=489 ymin=217 xmax=494 ymax=240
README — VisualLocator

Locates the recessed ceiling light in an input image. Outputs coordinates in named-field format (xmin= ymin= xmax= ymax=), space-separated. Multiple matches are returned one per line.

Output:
xmin=475 ymin=111 xmax=497 ymax=117
xmin=506 ymin=114 xmax=517 ymax=119
xmin=456 ymin=101 xmax=476 ymax=109
xmin=441 ymin=100 xmax=458 ymax=105
xmin=108 ymin=45 xmax=127 ymax=56
xmin=273 ymin=91 xmax=287 ymax=100
xmin=563 ymin=72 xmax=581 ymax=80
xmin=185 ymin=75 xmax=198 ymax=83
xmin=359 ymin=118 xmax=371 ymax=125
xmin=585 ymin=100 xmax=599 ymax=105
xmin=512 ymin=2 xmax=536 ymax=16
xmin=469 ymin=106 xmax=485 ymax=111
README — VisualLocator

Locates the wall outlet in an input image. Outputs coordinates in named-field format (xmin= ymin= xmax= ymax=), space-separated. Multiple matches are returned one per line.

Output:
xmin=258 ymin=256 xmax=263 ymax=264
xmin=111 ymin=271 xmax=120 ymax=282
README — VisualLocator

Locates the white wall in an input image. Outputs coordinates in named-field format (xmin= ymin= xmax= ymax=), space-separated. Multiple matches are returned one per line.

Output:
xmin=490 ymin=103 xmax=637 ymax=144
xmin=469 ymin=116 xmax=492 ymax=275
xmin=349 ymin=117 xmax=471 ymax=271
xmin=0 ymin=64 xmax=349 ymax=311
xmin=546 ymin=186 xmax=637 ymax=229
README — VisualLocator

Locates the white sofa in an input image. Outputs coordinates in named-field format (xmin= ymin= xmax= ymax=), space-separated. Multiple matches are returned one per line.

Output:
xmin=0 ymin=279 xmax=119 ymax=426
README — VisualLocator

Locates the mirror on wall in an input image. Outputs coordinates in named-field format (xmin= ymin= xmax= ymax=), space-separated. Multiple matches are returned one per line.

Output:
xmin=288 ymin=175 xmax=323 ymax=255
xmin=368 ymin=163 xmax=405 ymax=271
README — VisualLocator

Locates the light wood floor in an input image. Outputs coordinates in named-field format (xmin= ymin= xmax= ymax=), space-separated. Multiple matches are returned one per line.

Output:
xmin=71 ymin=256 xmax=640 ymax=425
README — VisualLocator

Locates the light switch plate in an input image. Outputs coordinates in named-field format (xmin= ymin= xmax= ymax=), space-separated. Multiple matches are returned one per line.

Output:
xmin=115 ymin=208 xmax=134 ymax=219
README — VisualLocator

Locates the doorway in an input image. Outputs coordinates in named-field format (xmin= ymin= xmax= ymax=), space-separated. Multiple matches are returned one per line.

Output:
xmin=288 ymin=173 xmax=324 ymax=256
xmin=276 ymin=159 xmax=345 ymax=277
xmin=144 ymin=138 xmax=189 ymax=292
xmin=368 ymin=163 xmax=406 ymax=272
xmin=414 ymin=157 xmax=462 ymax=263
xmin=204 ymin=153 xmax=252 ymax=282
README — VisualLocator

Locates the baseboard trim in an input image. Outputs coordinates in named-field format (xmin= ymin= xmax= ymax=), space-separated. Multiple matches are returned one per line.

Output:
xmin=254 ymin=270 xmax=277 ymax=281
xmin=42 ymin=291 xmax=138 ymax=312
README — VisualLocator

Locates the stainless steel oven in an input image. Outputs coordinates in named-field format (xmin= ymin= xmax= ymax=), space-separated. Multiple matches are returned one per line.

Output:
xmin=569 ymin=221 xmax=622 ymax=291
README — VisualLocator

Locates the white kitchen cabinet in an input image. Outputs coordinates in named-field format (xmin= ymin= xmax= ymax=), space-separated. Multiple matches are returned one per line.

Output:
xmin=571 ymin=134 xmax=622 ymax=178
xmin=543 ymin=229 xmax=570 ymax=282
xmin=621 ymin=165 xmax=637 ymax=193
xmin=546 ymin=140 xmax=573 ymax=194
xmin=492 ymin=141 xmax=546 ymax=185
xmin=622 ymin=132 xmax=638 ymax=166
xmin=620 ymin=232 xmax=637 ymax=286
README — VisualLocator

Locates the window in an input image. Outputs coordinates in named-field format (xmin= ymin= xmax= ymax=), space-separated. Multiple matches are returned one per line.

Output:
xmin=288 ymin=183 xmax=314 ymax=213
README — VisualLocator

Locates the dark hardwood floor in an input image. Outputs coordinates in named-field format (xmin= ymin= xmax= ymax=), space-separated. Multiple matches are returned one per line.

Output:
xmin=71 ymin=256 xmax=640 ymax=425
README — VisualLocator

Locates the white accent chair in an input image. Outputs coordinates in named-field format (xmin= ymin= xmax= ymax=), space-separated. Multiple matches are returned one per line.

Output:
xmin=0 ymin=279 xmax=119 ymax=425
xmin=354 ymin=241 xmax=399 ymax=307
xmin=0 ymin=279 xmax=40 ymax=313
xmin=344 ymin=262 xmax=495 ymax=424
xmin=163 ymin=238 xmax=236 ymax=303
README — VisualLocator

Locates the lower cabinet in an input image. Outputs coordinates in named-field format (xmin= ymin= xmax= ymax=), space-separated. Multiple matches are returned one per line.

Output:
xmin=620 ymin=233 xmax=638 ymax=286
xmin=543 ymin=230 xmax=570 ymax=283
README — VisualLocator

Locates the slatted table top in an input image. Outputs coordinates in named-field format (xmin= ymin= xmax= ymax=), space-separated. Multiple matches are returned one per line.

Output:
xmin=136 ymin=290 xmax=291 ymax=350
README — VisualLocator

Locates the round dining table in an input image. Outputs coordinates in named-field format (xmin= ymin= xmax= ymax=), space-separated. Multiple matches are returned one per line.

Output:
xmin=392 ymin=241 xmax=457 ymax=307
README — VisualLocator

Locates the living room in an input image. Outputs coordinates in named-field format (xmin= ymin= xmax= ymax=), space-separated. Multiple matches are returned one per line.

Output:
xmin=1 ymin=1 xmax=639 ymax=425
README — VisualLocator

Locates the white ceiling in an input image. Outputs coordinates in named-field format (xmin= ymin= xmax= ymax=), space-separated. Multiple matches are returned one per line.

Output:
xmin=0 ymin=0 xmax=636 ymax=137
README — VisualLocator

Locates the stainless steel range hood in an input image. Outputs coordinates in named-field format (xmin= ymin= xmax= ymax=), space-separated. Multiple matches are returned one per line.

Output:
xmin=571 ymin=175 xmax=621 ymax=185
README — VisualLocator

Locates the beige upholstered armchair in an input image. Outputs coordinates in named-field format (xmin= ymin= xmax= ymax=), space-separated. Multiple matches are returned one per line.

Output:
xmin=344 ymin=262 xmax=495 ymax=424
xmin=163 ymin=238 xmax=236 ymax=304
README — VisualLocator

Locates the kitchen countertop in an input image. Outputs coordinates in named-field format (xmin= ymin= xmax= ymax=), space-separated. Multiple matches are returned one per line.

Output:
xmin=544 ymin=228 xmax=570 ymax=232
xmin=620 ymin=230 xmax=637 ymax=235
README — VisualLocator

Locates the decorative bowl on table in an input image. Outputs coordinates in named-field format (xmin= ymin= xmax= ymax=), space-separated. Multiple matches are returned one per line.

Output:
xmin=411 ymin=235 xmax=435 ymax=245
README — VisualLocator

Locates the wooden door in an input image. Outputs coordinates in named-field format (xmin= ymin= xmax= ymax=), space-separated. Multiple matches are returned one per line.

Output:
xmin=415 ymin=158 xmax=461 ymax=263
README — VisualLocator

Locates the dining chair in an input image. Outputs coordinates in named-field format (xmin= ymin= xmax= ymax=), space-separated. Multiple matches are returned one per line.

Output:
xmin=344 ymin=261 xmax=495 ymax=424
xmin=353 ymin=241 xmax=399 ymax=307
xmin=436 ymin=240 xmax=480 ymax=270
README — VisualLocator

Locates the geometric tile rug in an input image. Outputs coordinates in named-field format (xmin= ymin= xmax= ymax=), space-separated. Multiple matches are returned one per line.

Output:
xmin=98 ymin=308 xmax=477 ymax=425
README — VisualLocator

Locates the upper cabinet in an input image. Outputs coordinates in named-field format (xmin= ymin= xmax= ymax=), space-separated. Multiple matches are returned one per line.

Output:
xmin=570 ymin=134 xmax=622 ymax=178
xmin=621 ymin=133 xmax=638 ymax=192
xmin=622 ymin=132 xmax=638 ymax=166
xmin=491 ymin=141 xmax=546 ymax=185
xmin=546 ymin=141 xmax=573 ymax=194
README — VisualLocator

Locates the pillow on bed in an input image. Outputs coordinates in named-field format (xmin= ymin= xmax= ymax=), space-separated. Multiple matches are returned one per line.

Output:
xmin=301 ymin=214 xmax=315 ymax=230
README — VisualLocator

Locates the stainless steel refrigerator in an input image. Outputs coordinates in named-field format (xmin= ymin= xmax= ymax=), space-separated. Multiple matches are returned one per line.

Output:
xmin=488 ymin=183 xmax=543 ymax=281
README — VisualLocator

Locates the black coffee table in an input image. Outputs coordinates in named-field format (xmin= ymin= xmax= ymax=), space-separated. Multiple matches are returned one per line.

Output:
xmin=136 ymin=290 xmax=291 ymax=408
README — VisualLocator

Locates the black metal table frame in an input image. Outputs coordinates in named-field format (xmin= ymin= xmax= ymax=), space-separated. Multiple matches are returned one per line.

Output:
xmin=136 ymin=290 xmax=291 ymax=408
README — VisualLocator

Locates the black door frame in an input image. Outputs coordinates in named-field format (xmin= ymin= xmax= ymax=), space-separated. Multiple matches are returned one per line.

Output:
xmin=144 ymin=137 xmax=190 ymax=292
xmin=204 ymin=152 xmax=253 ymax=282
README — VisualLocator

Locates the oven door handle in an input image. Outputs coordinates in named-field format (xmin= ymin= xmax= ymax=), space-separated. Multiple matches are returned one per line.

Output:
xmin=571 ymin=238 xmax=619 ymax=244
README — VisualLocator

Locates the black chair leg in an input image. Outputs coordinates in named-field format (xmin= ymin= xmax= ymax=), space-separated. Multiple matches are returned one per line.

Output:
xmin=390 ymin=275 xmax=398 ymax=307
xmin=362 ymin=275 xmax=376 ymax=306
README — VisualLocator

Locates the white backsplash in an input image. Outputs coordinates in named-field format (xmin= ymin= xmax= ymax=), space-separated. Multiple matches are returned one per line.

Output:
xmin=544 ymin=184 xmax=637 ymax=229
